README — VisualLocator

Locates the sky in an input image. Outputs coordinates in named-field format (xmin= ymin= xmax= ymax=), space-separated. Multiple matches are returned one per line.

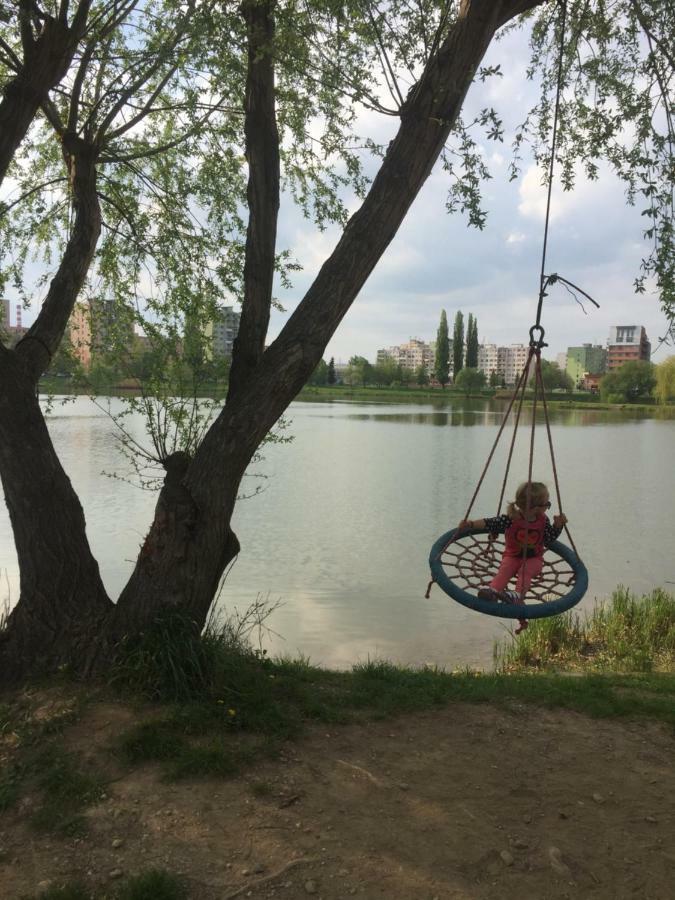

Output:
xmin=5 ymin=15 xmax=672 ymax=367
xmin=265 ymin=24 xmax=672 ymax=366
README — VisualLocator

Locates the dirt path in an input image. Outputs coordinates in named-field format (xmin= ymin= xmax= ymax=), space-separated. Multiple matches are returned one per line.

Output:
xmin=1 ymin=700 xmax=674 ymax=899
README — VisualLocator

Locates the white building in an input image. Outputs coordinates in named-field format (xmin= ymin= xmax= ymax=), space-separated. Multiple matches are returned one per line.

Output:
xmin=205 ymin=305 xmax=241 ymax=358
xmin=377 ymin=337 xmax=435 ymax=372
xmin=478 ymin=342 xmax=529 ymax=385
xmin=477 ymin=343 xmax=499 ymax=378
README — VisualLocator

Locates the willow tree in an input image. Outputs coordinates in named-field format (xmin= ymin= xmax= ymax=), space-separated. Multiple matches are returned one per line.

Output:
xmin=1 ymin=0 xmax=674 ymax=680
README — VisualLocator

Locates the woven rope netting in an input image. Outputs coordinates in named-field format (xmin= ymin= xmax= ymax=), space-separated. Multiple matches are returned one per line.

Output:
xmin=438 ymin=532 xmax=577 ymax=604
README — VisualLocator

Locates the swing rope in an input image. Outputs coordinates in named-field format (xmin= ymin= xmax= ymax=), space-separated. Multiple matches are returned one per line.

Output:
xmin=535 ymin=0 xmax=569 ymax=334
xmin=426 ymin=0 xmax=592 ymax=612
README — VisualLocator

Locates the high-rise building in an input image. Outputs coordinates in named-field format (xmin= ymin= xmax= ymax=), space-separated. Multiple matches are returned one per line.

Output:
xmin=477 ymin=343 xmax=530 ymax=386
xmin=477 ymin=343 xmax=499 ymax=379
xmin=606 ymin=325 xmax=650 ymax=370
xmin=566 ymin=344 xmax=607 ymax=386
xmin=69 ymin=303 xmax=92 ymax=368
xmin=377 ymin=337 xmax=434 ymax=372
xmin=68 ymin=298 xmax=134 ymax=369
xmin=204 ymin=305 xmax=241 ymax=358
xmin=1 ymin=298 xmax=9 ymax=333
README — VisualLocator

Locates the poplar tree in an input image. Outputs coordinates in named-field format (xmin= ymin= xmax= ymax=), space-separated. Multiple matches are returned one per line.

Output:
xmin=434 ymin=310 xmax=450 ymax=388
xmin=453 ymin=311 xmax=465 ymax=379
xmin=466 ymin=314 xmax=479 ymax=368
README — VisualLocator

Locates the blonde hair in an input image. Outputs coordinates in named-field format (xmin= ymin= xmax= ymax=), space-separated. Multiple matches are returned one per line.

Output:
xmin=507 ymin=481 xmax=549 ymax=518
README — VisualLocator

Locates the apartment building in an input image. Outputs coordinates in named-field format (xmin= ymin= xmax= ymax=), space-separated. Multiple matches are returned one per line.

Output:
xmin=377 ymin=337 xmax=435 ymax=371
xmin=478 ymin=343 xmax=529 ymax=385
xmin=606 ymin=325 xmax=651 ymax=370
xmin=1 ymin=298 xmax=9 ymax=333
xmin=566 ymin=344 xmax=607 ymax=386
xmin=69 ymin=303 xmax=92 ymax=368
xmin=204 ymin=305 xmax=241 ymax=358
xmin=68 ymin=298 xmax=134 ymax=369
xmin=477 ymin=343 xmax=499 ymax=377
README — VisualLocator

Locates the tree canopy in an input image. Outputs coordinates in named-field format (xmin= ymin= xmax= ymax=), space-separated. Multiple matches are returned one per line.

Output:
xmin=654 ymin=356 xmax=675 ymax=403
xmin=600 ymin=360 xmax=657 ymax=402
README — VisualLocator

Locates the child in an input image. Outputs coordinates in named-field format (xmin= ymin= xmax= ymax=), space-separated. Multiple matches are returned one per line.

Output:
xmin=457 ymin=481 xmax=567 ymax=635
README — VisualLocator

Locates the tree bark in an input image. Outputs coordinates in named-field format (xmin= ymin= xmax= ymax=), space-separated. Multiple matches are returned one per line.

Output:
xmin=0 ymin=137 xmax=109 ymax=682
xmin=228 ymin=0 xmax=280 ymax=399
xmin=0 ymin=351 xmax=112 ymax=681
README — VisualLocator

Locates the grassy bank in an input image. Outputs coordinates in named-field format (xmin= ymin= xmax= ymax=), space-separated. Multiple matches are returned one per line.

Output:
xmin=2 ymin=591 xmax=674 ymax=899
xmin=37 ymin=377 xmax=675 ymax=415
xmin=3 ymin=591 xmax=674 ymax=812
xmin=495 ymin=587 xmax=675 ymax=673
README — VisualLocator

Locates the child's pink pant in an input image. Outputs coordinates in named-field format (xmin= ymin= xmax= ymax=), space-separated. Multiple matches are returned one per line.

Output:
xmin=490 ymin=555 xmax=542 ymax=598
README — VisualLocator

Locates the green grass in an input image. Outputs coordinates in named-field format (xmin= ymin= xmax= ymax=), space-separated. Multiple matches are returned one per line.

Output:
xmin=28 ymin=745 xmax=105 ymax=835
xmin=8 ymin=591 xmax=674 ymax=797
xmin=115 ymin=869 xmax=188 ymax=900
xmin=0 ymin=694 xmax=104 ymax=834
xmin=106 ymin=598 xmax=675 ymax=782
xmin=495 ymin=587 xmax=675 ymax=673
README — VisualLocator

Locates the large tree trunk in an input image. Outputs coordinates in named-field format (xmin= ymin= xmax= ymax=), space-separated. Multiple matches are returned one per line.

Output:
xmin=0 ymin=137 xmax=109 ymax=682
xmin=0 ymin=351 xmax=112 ymax=680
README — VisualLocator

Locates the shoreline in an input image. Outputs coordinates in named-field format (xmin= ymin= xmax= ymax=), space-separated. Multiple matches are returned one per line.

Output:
xmin=38 ymin=379 xmax=674 ymax=417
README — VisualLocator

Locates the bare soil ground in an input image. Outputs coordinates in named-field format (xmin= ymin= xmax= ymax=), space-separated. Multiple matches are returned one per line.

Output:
xmin=1 ymin=698 xmax=674 ymax=900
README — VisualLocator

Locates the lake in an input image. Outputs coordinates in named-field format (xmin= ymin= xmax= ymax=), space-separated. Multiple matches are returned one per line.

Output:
xmin=1 ymin=396 xmax=673 ymax=670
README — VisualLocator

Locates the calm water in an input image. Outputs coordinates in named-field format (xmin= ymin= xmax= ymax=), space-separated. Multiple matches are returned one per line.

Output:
xmin=1 ymin=397 xmax=673 ymax=669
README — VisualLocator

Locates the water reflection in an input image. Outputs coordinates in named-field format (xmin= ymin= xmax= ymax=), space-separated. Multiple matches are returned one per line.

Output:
xmin=1 ymin=395 xmax=673 ymax=672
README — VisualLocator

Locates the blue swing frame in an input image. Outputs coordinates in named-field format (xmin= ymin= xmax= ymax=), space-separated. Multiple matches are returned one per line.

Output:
xmin=429 ymin=526 xmax=588 ymax=619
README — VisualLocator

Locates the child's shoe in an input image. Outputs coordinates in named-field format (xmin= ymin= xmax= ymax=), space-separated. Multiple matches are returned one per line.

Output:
xmin=477 ymin=587 xmax=499 ymax=602
xmin=515 ymin=619 xmax=529 ymax=635
xmin=497 ymin=589 xmax=521 ymax=604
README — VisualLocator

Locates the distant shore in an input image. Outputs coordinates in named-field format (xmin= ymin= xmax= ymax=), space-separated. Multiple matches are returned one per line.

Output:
xmin=37 ymin=377 xmax=674 ymax=416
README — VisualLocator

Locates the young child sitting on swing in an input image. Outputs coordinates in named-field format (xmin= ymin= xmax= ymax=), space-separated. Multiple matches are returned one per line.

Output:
xmin=457 ymin=481 xmax=567 ymax=634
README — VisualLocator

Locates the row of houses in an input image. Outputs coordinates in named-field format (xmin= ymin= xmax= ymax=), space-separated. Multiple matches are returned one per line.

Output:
xmin=377 ymin=326 xmax=651 ymax=387
xmin=4 ymin=296 xmax=651 ymax=388
xmin=377 ymin=337 xmax=534 ymax=385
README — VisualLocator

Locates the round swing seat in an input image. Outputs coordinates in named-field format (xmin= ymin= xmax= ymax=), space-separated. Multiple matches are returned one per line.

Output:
xmin=429 ymin=527 xmax=588 ymax=619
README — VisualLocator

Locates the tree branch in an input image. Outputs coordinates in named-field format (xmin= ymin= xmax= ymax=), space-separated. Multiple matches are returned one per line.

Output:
xmin=209 ymin=0 xmax=546 ymax=453
xmin=15 ymin=135 xmax=101 ymax=381
xmin=93 ymin=0 xmax=195 ymax=144
xmin=227 ymin=0 xmax=280 ymax=400
xmin=0 ymin=0 xmax=92 ymax=185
